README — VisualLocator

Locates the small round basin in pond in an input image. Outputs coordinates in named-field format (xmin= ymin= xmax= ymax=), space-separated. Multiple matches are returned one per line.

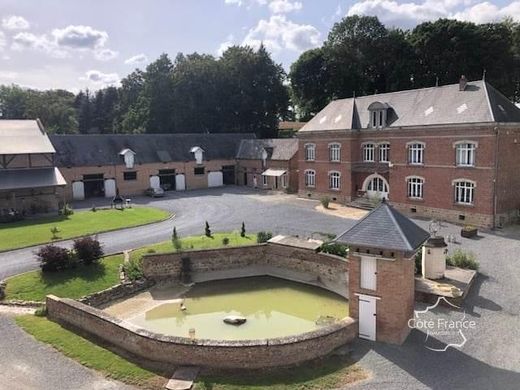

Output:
xmin=128 ymin=276 xmax=349 ymax=340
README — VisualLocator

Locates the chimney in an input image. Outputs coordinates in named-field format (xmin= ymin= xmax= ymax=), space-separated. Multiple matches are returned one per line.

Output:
xmin=459 ymin=75 xmax=467 ymax=91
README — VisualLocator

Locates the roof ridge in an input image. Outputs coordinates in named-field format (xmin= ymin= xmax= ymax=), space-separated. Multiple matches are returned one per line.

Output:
xmin=482 ymin=81 xmax=495 ymax=122
xmin=385 ymin=204 xmax=413 ymax=251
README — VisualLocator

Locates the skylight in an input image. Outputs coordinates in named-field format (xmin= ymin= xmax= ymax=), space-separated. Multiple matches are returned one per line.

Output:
xmin=334 ymin=114 xmax=342 ymax=123
xmin=424 ymin=106 xmax=434 ymax=116
xmin=319 ymin=116 xmax=327 ymax=124
xmin=457 ymin=103 xmax=468 ymax=114
xmin=498 ymin=104 xmax=506 ymax=113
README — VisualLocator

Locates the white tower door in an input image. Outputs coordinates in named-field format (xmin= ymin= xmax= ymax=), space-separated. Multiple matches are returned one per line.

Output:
xmin=358 ymin=294 xmax=377 ymax=341
xmin=175 ymin=174 xmax=186 ymax=191
xmin=72 ymin=181 xmax=85 ymax=200
xmin=360 ymin=256 xmax=377 ymax=290
xmin=149 ymin=175 xmax=160 ymax=189
xmin=208 ymin=171 xmax=223 ymax=187
xmin=104 ymin=179 xmax=116 ymax=198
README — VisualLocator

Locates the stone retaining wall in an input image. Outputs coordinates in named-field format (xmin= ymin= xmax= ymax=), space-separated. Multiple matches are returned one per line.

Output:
xmin=142 ymin=243 xmax=349 ymax=297
xmin=46 ymin=294 xmax=357 ymax=369
xmin=79 ymin=279 xmax=154 ymax=308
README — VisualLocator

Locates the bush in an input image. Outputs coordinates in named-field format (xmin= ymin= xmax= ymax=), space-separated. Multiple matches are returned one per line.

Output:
xmin=37 ymin=245 xmax=74 ymax=272
xmin=50 ymin=226 xmax=60 ymax=240
xmin=123 ymin=258 xmax=144 ymax=281
xmin=321 ymin=197 xmax=330 ymax=209
xmin=60 ymin=203 xmax=74 ymax=217
xmin=173 ymin=238 xmax=182 ymax=252
xmin=256 ymin=231 xmax=273 ymax=243
xmin=222 ymin=237 xmax=230 ymax=246
xmin=73 ymin=236 xmax=104 ymax=265
xmin=240 ymin=222 xmax=246 ymax=237
xmin=205 ymin=221 xmax=212 ymax=237
xmin=319 ymin=242 xmax=348 ymax=257
xmin=446 ymin=249 xmax=479 ymax=270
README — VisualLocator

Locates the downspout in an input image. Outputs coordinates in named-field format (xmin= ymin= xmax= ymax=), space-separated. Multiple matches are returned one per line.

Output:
xmin=493 ymin=126 xmax=499 ymax=229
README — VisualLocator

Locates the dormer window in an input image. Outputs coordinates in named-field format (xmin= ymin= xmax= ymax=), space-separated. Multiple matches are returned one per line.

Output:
xmin=190 ymin=146 xmax=204 ymax=165
xmin=119 ymin=148 xmax=136 ymax=169
xmin=367 ymin=101 xmax=389 ymax=129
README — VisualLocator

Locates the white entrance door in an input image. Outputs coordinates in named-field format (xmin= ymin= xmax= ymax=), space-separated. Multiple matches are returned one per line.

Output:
xmin=208 ymin=171 xmax=223 ymax=187
xmin=358 ymin=295 xmax=377 ymax=341
xmin=360 ymin=256 xmax=377 ymax=290
xmin=72 ymin=181 xmax=85 ymax=200
xmin=149 ymin=175 xmax=160 ymax=189
xmin=175 ymin=174 xmax=186 ymax=191
xmin=365 ymin=175 xmax=389 ymax=200
xmin=104 ymin=179 xmax=116 ymax=198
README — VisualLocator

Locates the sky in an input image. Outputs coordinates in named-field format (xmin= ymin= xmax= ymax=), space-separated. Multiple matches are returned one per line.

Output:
xmin=0 ymin=0 xmax=519 ymax=92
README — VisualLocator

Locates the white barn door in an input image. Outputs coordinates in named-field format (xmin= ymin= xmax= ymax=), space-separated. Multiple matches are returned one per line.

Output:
xmin=358 ymin=294 xmax=377 ymax=341
xmin=175 ymin=174 xmax=186 ymax=191
xmin=149 ymin=175 xmax=160 ymax=189
xmin=104 ymin=179 xmax=116 ymax=198
xmin=72 ymin=181 xmax=85 ymax=200
xmin=361 ymin=256 xmax=377 ymax=290
xmin=208 ymin=171 xmax=223 ymax=187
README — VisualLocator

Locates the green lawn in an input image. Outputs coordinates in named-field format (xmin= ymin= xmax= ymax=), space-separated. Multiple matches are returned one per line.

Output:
xmin=15 ymin=315 xmax=165 ymax=389
xmin=0 ymin=207 xmax=169 ymax=251
xmin=16 ymin=315 xmax=367 ymax=390
xmin=4 ymin=255 xmax=123 ymax=302
xmin=129 ymin=232 xmax=256 ymax=262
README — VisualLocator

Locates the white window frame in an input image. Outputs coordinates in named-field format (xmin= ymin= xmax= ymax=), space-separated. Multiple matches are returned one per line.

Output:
xmin=453 ymin=179 xmax=476 ymax=205
xmin=262 ymin=175 xmax=268 ymax=187
xmin=406 ymin=176 xmax=424 ymax=199
xmin=370 ymin=110 xmax=385 ymax=128
xmin=329 ymin=143 xmax=341 ymax=162
xmin=329 ymin=171 xmax=341 ymax=190
xmin=407 ymin=141 xmax=425 ymax=165
xmin=362 ymin=143 xmax=375 ymax=162
xmin=304 ymin=169 xmax=316 ymax=188
xmin=304 ymin=143 xmax=316 ymax=161
xmin=454 ymin=141 xmax=477 ymax=167
xmin=378 ymin=142 xmax=390 ymax=163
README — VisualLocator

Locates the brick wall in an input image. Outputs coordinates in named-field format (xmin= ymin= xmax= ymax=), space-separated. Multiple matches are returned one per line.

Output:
xmin=236 ymin=158 xmax=298 ymax=192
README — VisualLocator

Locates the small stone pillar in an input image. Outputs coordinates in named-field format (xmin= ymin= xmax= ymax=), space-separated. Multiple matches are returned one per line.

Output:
xmin=421 ymin=236 xmax=448 ymax=280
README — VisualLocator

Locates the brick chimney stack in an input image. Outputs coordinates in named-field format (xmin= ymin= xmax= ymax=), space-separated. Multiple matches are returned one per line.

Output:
xmin=459 ymin=75 xmax=467 ymax=91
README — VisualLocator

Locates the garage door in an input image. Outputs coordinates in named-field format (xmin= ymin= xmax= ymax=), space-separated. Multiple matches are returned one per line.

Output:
xmin=208 ymin=171 xmax=223 ymax=187
xmin=104 ymin=179 xmax=116 ymax=198
xmin=176 ymin=174 xmax=186 ymax=191
xmin=72 ymin=181 xmax=85 ymax=200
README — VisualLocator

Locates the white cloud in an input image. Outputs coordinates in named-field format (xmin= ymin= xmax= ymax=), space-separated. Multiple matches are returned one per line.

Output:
xmin=243 ymin=15 xmax=321 ymax=53
xmin=217 ymin=35 xmax=235 ymax=56
xmin=124 ymin=53 xmax=149 ymax=65
xmin=81 ymin=70 xmax=120 ymax=87
xmin=0 ymin=71 xmax=18 ymax=80
xmin=268 ymin=0 xmax=302 ymax=13
xmin=0 ymin=31 xmax=5 ymax=51
xmin=11 ymin=31 xmax=67 ymax=58
xmin=225 ymin=0 xmax=243 ymax=5
xmin=94 ymin=48 xmax=119 ymax=61
xmin=346 ymin=0 xmax=520 ymax=28
xmin=52 ymin=25 xmax=108 ymax=49
xmin=2 ymin=15 xmax=30 ymax=31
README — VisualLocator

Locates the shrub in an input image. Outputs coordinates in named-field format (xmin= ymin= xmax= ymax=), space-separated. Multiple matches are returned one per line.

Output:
xmin=240 ymin=222 xmax=246 ymax=237
xmin=73 ymin=236 xmax=104 ymax=265
xmin=50 ymin=226 xmax=60 ymax=240
xmin=205 ymin=221 xmax=212 ymax=237
xmin=60 ymin=203 xmax=74 ymax=217
xmin=173 ymin=238 xmax=182 ymax=252
xmin=146 ymin=248 xmax=156 ymax=254
xmin=37 ymin=244 xmax=74 ymax=272
xmin=319 ymin=242 xmax=348 ymax=257
xmin=446 ymin=249 xmax=479 ymax=270
xmin=321 ymin=197 xmax=330 ymax=209
xmin=172 ymin=226 xmax=179 ymax=241
xmin=222 ymin=237 xmax=230 ymax=246
xmin=256 ymin=231 xmax=273 ymax=243
xmin=124 ymin=258 xmax=144 ymax=281
xmin=91 ymin=205 xmax=97 ymax=212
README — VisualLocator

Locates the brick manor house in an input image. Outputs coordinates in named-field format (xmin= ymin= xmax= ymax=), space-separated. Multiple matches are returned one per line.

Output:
xmin=298 ymin=77 xmax=520 ymax=228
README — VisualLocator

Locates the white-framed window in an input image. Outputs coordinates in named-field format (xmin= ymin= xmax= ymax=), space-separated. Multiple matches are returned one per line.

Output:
xmin=455 ymin=142 xmax=477 ymax=167
xmin=454 ymin=180 xmax=475 ymax=205
xmin=304 ymin=169 xmax=315 ymax=187
xmin=281 ymin=173 xmax=287 ymax=188
xmin=407 ymin=176 xmax=424 ymax=199
xmin=408 ymin=142 xmax=425 ymax=165
xmin=362 ymin=143 xmax=375 ymax=162
xmin=262 ymin=175 xmax=268 ymax=187
xmin=329 ymin=143 xmax=341 ymax=162
xmin=379 ymin=143 xmax=390 ymax=163
xmin=304 ymin=143 xmax=316 ymax=161
xmin=329 ymin=171 xmax=341 ymax=190
xmin=370 ymin=110 xmax=385 ymax=128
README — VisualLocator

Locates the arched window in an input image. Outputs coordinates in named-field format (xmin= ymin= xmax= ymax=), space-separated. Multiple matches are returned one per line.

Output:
xmin=329 ymin=171 xmax=341 ymax=190
xmin=329 ymin=143 xmax=341 ymax=162
xmin=407 ymin=141 xmax=425 ymax=165
xmin=407 ymin=176 xmax=424 ymax=199
xmin=304 ymin=169 xmax=316 ymax=187
xmin=362 ymin=143 xmax=375 ymax=162
xmin=379 ymin=143 xmax=390 ymax=163
xmin=304 ymin=144 xmax=316 ymax=161
xmin=453 ymin=180 xmax=475 ymax=205
xmin=454 ymin=141 xmax=477 ymax=167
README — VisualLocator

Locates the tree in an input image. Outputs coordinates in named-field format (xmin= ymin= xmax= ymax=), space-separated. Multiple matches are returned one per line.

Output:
xmin=0 ymin=85 xmax=28 ymax=118
xmin=240 ymin=222 xmax=246 ymax=237
xmin=75 ymin=89 xmax=93 ymax=134
xmin=205 ymin=221 xmax=211 ymax=237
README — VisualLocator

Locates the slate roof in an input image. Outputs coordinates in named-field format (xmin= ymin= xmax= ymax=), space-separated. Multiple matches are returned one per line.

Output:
xmin=0 ymin=119 xmax=56 ymax=154
xmin=236 ymin=138 xmax=298 ymax=160
xmin=299 ymin=80 xmax=520 ymax=132
xmin=49 ymin=133 xmax=256 ymax=167
xmin=335 ymin=201 xmax=430 ymax=253
xmin=0 ymin=167 xmax=66 ymax=190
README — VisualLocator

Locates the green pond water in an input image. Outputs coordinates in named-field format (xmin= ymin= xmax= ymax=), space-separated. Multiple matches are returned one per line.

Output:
xmin=129 ymin=276 xmax=349 ymax=340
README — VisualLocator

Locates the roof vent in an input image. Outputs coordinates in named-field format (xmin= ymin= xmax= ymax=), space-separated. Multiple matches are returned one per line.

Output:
xmin=459 ymin=75 xmax=467 ymax=91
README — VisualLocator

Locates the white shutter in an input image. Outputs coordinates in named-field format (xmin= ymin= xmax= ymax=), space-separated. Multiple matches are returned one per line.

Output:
xmin=360 ymin=257 xmax=377 ymax=290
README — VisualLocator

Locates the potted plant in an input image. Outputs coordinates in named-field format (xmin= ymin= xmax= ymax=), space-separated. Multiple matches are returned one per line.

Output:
xmin=461 ymin=225 xmax=478 ymax=238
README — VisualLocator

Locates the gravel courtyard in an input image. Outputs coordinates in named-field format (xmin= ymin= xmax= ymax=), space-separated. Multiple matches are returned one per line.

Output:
xmin=0 ymin=187 xmax=519 ymax=389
